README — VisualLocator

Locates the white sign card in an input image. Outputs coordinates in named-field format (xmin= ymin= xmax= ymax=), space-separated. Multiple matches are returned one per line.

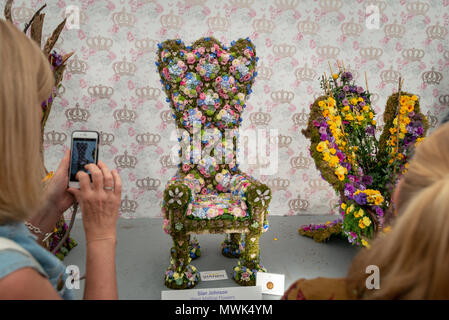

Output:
xmin=256 ymin=272 xmax=285 ymax=296
xmin=200 ymin=270 xmax=228 ymax=281
xmin=161 ymin=286 xmax=262 ymax=300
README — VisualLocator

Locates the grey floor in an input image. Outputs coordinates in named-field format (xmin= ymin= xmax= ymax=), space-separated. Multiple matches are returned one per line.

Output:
xmin=64 ymin=215 xmax=359 ymax=300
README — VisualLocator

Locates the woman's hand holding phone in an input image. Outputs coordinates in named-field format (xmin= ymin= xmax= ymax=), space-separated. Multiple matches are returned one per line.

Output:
xmin=67 ymin=161 xmax=122 ymax=243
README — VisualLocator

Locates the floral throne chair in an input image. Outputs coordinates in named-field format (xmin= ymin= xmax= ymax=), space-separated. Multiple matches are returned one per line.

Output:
xmin=157 ymin=37 xmax=271 ymax=289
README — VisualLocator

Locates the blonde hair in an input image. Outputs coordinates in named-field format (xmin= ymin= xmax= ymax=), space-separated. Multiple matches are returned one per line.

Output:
xmin=347 ymin=123 xmax=449 ymax=299
xmin=0 ymin=20 xmax=54 ymax=224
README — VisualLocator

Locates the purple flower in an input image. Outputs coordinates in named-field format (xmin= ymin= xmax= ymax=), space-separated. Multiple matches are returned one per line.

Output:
xmin=361 ymin=175 xmax=373 ymax=186
xmin=343 ymin=85 xmax=349 ymax=92
xmin=359 ymin=101 xmax=366 ymax=107
xmin=357 ymin=86 xmax=364 ymax=94
xmin=342 ymin=98 xmax=349 ymax=106
xmin=341 ymin=72 xmax=353 ymax=82
xmin=344 ymin=183 xmax=356 ymax=197
xmin=336 ymin=151 xmax=345 ymax=161
xmin=375 ymin=206 xmax=384 ymax=217
xmin=354 ymin=192 xmax=367 ymax=205
xmin=319 ymin=126 xmax=327 ymax=135
xmin=313 ymin=120 xmax=320 ymax=127
xmin=365 ymin=125 xmax=375 ymax=136
xmin=320 ymin=134 xmax=328 ymax=141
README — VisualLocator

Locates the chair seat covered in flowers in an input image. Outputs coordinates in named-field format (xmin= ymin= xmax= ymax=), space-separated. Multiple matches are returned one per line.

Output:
xmin=157 ymin=37 xmax=271 ymax=289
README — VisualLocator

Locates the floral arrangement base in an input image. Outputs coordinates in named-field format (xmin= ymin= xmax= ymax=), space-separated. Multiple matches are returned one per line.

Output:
xmin=232 ymin=261 xmax=266 ymax=286
xmin=49 ymin=219 xmax=77 ymax=260
xmin=298 ymin=220 xmax=343 ymax=243
xmin=164 ymin=264 xmax=200 ymax=290
xmin=189 ymin=237 xmax=201 ymax=260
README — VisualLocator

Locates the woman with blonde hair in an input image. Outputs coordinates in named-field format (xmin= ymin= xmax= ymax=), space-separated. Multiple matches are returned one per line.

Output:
xmin=0 ymin=20 xmax=122 ymax=299
xmin=283 ymin=122 xmax=449 ymax=300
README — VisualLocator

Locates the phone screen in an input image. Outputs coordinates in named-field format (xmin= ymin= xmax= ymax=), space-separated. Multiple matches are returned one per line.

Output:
xmin=70 ymin=137 xmax=98 ymax=181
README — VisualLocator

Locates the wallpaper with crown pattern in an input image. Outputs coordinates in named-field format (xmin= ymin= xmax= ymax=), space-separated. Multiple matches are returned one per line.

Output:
xmin=2 ymin=0 xmax=448 ymax=219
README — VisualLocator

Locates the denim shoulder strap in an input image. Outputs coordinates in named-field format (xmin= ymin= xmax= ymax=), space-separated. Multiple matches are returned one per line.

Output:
xmin=0 ymin=237 xmax=45 ymax=275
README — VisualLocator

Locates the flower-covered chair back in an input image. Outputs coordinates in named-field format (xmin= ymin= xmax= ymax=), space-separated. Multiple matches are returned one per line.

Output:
xmin=157 ymin=37 xmax=258 ymax=196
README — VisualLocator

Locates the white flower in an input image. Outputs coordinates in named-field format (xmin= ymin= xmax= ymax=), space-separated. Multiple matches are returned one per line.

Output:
xmin=168 ymin=187 xmax=184 ymax=205
xmin=253 ymin=189 xmax=271 ymax=206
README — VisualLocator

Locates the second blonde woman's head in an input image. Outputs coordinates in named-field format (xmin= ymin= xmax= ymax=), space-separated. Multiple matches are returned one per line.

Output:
xmin=0 ymin=19 xmax=54 ymax=224
xmin=347 ymin=122 xmax=449 ymax=299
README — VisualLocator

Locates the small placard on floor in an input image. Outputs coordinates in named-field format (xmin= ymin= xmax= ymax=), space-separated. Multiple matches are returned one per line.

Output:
xmin=256 ymin=272 xmax=285 ymax=296
xmin=200 ymin=270 xmax=228 ymax=281
xmin=161 ymin=286 xmax=262 ymax=300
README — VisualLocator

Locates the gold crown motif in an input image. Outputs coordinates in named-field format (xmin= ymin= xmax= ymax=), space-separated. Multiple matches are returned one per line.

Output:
xmin=99 ymin=131 xmax=115 ymax=146
xmin=316 ymin=45 xmax=340 ymax=59
xmin=273 ymin=44 xmax=297 ymax=58
xmin=136 ymin=177 xmax=161 ymax=191
xmin=380 ymin=66 xmax=401 ymax=84
xmin=292 ymin=109 xmax=309 ymax=126
xmin=112 ymin=57 xmax=137 ymax=76
xmin=112 ymin=8 xmax=136 ymax=27
xmin=160 ymin=10 xmax=184 ymax=30
xmin=318 ymin=0 xmax=343 ymax=12
xmin=359 ymin=46 xmax=383 ymax=60
xmin=88 ymin=85 xmax=114 ymax=99
xmin=229 ymin=0 xmax=255 ymax=8
xmin=267 ymin=177 xmax=290 ymax=191
xmin=113 ymin=105 xmax=137 ymax=123
xmin=275 ymin=134 xmax=293 ymax=148
xmin=11 ymin=4 xmax=33 ymax=23
xmin=406 ymin=0 xmax=430 ymax=16
xmin=160 ymin=110 xmax=175 ymax=124
xmin=160 ymin=155 xmax=178 ymax=169
xmin=120 ymin=195 xmax=138 ymax=214
xmin=288 ymin=194 xmax=309 ymax=211
xmin=439 ymin=94 xmax=449 ymax=107
xmin=401 ymin=48 xmax=425 ymax=62
xmin=256 ymin=62 xmax=273 ymax=81
xmin=135 ymin=86 xmax=161 ymax=100
xmin=426 ymin=110 xmax=438 ymax=128
xmin=341 ymin=18 xmax=363 ymax=37
xmin=271 ymin=90 xmax=295 ymax=104
xmin=65 ymin=103 xmax=90 ymax=122
xmin=43 ymin=130 xmax=67 ymax=145
xmin=290 ymin=152 xmax=312 ymax=170
xmin=249 ymin=109 xmax=272 ymax=126
xmin=309 ymin=178 xmax=330 ymax=191
xmin=275 ymin=0 xmax=299 ymax=10
xmin=135 ymin=38 xmax=158 ymax=53
xmin=136 ymin=132 xmax=161 ymax=146
xmin=297 ymin=17 xmax=320 ymax=35
xmin=114 ymin=150 xmax=137 ymax=169
xmin=426 ymin=23 xmax=448 ymax=40
xmin=384 ymin=20 xmax=405 ymax=39
xmin=295 ymin=63 xmax=317 ymax=82
xmin=86 ymin=35 xmax=113 ymax=51
xmin=67 ymin=55 xmax=88 ymax=74
xmin=207 ymin=13 xmax=230 ymax=32
xmin=252 ymin=15 xmax=274 ymax=34
xmin=422 ymin=67 xmax=443 ymax=85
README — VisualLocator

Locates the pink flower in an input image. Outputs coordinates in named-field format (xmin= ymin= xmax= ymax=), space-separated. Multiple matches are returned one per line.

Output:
xmin=214 ymin=102 xmax=220 ymax=109
xmin=216 ymin=184 xmax=223 ymax=191
xmin=242 ymin=73 xmax=251 ymax=81
xmin=198 ymin=47 xmax=205 ymax=54
xmin=224 ymin=104 xmax=231 ymax=110
xmin=215 ymin=76 xmax=222 ymax=83
xmin=182 ymin=164 xmax=190 ymax=172
xmin=229 ymin=66 xmax=236 ymax=73
xmin=199 ymin=92 xmax=206 ymax=99
xmin=162 ymin=68 xmax=171 ymax=80
xmin=201 ymin=188 xmax=208 ymax=195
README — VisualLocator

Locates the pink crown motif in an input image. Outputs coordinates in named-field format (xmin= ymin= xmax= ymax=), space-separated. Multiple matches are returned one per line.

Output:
xmin=288 ymin=194 xmax=309 ymax=212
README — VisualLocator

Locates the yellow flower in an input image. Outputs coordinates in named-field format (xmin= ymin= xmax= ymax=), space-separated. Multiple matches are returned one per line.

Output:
xmin=361 ymin=239 xmax=370 ymax=248
xmin=316 ymin=142 xmax=326 ymax=152
xmin=372 ymin=120 xmax=376 ymax=125
xmin=356 ymin=115 xmax=365 ymax=122
xmin=369 ymin=112 xmax=374 ymax=119
xmin=411 ymin=95 xmax=418 ymax=101
xmin=318 ymin=101 xmax=325 ymax=108
xmin=341 ymin=203 xmax=347 ymax=210
xmin=363 ymin=216 xmax=371 ymax=226
xmin=354 ymin=209 xmax=364 ymax=218
xmin=345 ymin=114 xmax=354 ymax=121
xmin=359 ymin=220 xmax=366 ymax=229
xmin=332 ymin=73 xmax=339 ymax=80
xmin=343 ymin=106 xmax=350 ymax=112
xmin=173 ymin=272 xmax=180 ymax=279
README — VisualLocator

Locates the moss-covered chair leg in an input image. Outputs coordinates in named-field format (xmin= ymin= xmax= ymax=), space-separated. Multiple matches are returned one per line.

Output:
xmin=165 ymin=230 xmax=200 ymax=289
xmin=233 ymin=231 xmax=266 ymax=286
xmin=222 ymin=233 xmax=242 ymax=258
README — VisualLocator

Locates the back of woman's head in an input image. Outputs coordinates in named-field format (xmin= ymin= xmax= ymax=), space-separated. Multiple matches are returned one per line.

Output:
xmin=0 ymin=20 xmax=54 ymax=224
xmin=347 ymin=123 xmax=449 ymax=299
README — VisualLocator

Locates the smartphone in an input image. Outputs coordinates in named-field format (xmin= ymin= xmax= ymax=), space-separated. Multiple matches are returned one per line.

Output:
xmin=68 ymin=130 xmax=100 ymax=188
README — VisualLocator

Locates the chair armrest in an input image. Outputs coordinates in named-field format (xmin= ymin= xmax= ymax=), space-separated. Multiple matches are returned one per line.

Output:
xmin=230 ymin=174 xmax=272 ymax=210
xmin=163 ymin=178 xmax=194 ymax=211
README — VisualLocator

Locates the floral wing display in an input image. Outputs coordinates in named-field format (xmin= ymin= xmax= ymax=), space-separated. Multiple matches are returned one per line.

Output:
xmin=299 ymin=66 xmax=428 ymax=247
xmin=4 ymin=0 xmax=76 ymax=259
